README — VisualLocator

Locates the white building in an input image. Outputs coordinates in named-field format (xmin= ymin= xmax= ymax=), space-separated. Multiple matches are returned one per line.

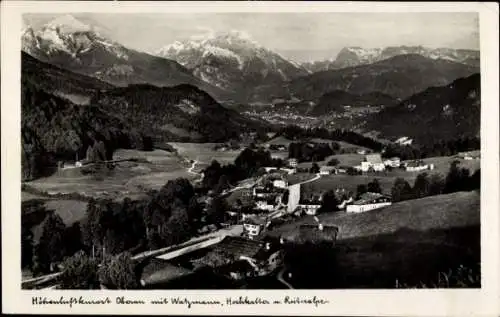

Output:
xmin=264 ymin=167 xmax=278 ymax=173
xmin=319 ymin=166 xmax=337 ymax=175
xmin=356 ymin=154 xmax=386 ymax=172
xmin=384 ymin=157 xmax=401 ymax=168
xmin=288 ymin=158 xmax=298 ymax=168
xmin=255 ymin=200 xmax=276 ymax=211
xmin=404 ymin=161 xmax=435 ymax=172
xmin=395 ymin=136 xmax=413 ymax=145
xmin=346 ymin=192 xmax=392 ymax=213
xmin=299 ymin=202 xmax=322 ymax=215
xmin=241 ymin=215 xmax=270 ymax=239
xmin=273 ymin=179 xmax=288 ymax=189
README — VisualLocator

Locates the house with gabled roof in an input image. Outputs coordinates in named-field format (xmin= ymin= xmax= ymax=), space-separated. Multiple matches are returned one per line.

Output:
xmin=346 ymin=192 xmax=392 ymax=213
xmin=196 ymin=236 xmax=283 ymax=278
xmin=355 ymin=153 xmax=386 ymax=172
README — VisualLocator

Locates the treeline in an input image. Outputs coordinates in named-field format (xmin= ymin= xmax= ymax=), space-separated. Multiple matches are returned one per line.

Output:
xmin=21 ymin=80 xmax=153 ymax=181
xmin=278 ymin=125 xmax=384 ymax=151
xmin=383 ymin=137 xmax=480 ymax=161
xmin=202 ymin=148 xmax=285 ymax=193
xmin=391 ymin=162 xmax=480 ymax=203
xmin=21 ymin=178 xmax=221 ymax=282
xmin=288 ymin=142 xmax=335 ymax=162
xmin=276 ymin=125 xmax=480 ymax=162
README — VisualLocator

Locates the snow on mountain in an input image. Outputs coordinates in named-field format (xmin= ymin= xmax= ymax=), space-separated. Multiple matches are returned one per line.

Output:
xmin=44 ymin=14 xmax=92 ymax=34
xmin=20 ymin=15 xmax=228 ymax=100
xmin=302 ymin=45 xmax=480 ymax=72
xmin=155 ymin=30 xmax=309 ymax=93
xmin=22 ymin=14 xmax=129 ymax=60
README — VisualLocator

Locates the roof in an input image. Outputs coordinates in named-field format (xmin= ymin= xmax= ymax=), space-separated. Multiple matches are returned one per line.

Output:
xmin=320 ymin=166 xmax=337 ymax=171
xmin=243 ymin=216 xmax=267 ymax=226
xmin=352 ymin=192 xmax=390 ymax=205
xmin=365 ymin=154 xmax=383 ymax=164
xmin=140 ymin=259 xmax=193 ymax=286
xmin=405 ymin=160 xmax=426 ymax=167
xmin=212 ymin=236 xmax=278 ymax=261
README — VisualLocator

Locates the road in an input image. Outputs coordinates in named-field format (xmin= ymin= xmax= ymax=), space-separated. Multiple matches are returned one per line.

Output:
xmin=187 ymin=160 xmax=200 ymax=175
xmin=297 ymin=173 xmax=321 ymax=185
xmin=277 ymin=266 xmax=294 ymax=289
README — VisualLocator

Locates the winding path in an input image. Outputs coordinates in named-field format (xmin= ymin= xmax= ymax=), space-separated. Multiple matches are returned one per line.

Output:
xmin=187 ymin=160 xmax=200 ymax=175
xmin=277 ymin=266 xmax=294 ymax=289
xmin=297 ymin=173 xmax=322 ymax=185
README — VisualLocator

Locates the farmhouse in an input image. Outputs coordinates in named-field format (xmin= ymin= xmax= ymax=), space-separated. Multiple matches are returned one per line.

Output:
xmin=273 ymin=179 xmax=288 ymax=189
xmin=404 ymin=161 xmax=434 ymax=172
xmin=255 ymin=197 xmax=278 ymax=211
xmin=458 ymin=151 xmax=480 ymax=160
xmin=355 ymin=154 xmax=386 ymax=172
xmin=298 ymin=195 xmax=323 ymax=215
xmin=253 ymin=186 xmax=275 ymax=198
xmin=319 ymin=166 xmax=337 ymax=175
xmin=394 ymin=136 xmax=413 ymax=145
xmin=288 ymin=158 xmax=298 ymax=168
xmin=346 ymin=192 xmax=392 ymax=213
xmin=242 ymin=216 xmax=268 ymax=239
xmin=384 ymin=157 xmax=401 ymax=168
xmin=204 ymin=236 xmax=284 ymax=277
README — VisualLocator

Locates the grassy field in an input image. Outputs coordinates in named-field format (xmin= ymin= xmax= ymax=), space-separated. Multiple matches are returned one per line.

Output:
xmin=298 ymin=155 xmax=480 ymax=196
xmin=268 ymin=191 xmax=480 ymax=241
xmin=269 ymin=191 xmax=480 ymax=288
xmin=287 ymin=173 xmax=318 ymax=185
xmin=113 ymin=149 xmax=181 ymax=166
xmin=25 ymin=158 xmax=193 ymax=200
xmin=168 ymin=142 xmax=243 ymax=164
xmin=297 ymin=153 xmax=365 ymax=169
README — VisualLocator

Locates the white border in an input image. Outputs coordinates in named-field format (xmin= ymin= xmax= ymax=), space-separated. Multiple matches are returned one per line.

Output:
xmin=2 ymin=2 xmax=499 ymax=316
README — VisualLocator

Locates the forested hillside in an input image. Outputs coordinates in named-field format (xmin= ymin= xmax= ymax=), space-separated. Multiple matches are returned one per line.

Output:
xmin=363 ymin=73 xmax=480 ymax=144
xmin=21 ymin=80 xmax=148 ymax=181
xmin=91 ymin=84 xmax=270 ymax=143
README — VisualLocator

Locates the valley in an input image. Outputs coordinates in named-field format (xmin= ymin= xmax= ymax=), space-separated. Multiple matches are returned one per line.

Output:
xmin=19 ymin=13 xmax=482 ymax=292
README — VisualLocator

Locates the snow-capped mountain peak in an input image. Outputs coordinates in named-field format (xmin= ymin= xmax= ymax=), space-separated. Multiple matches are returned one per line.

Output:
xmin=44 ymin=14 xmax=92 ymax=34
xmin=155 ymin=30 xmax=308 ymax=91
xmin=22 ymin=14 xmax=129 ymax=60
xmin=301 ymin=45 xmax=480 ymax=72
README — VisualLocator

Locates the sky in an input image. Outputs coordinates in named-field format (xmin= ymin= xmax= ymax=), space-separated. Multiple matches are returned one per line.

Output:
xmin=23 ymin=12 xmax=479 ymax=62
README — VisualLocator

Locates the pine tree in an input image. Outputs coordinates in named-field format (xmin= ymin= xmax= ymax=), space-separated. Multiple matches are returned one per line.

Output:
xmin=391 ymin=178 xmax=414 ymax=202
xmin=33 ymin=212 xmax=67 ymax=275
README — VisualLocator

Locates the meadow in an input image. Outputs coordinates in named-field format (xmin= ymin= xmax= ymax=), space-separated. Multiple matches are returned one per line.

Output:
xmin=269 ymin=191 xmax=481 ymax=288
xmin=168 ymin=142 xmax=243 ymax=164
xmin=23 ymin=149 xmax=193 ymax=200
xmin=299 ymin=156 xmax=480 ymax=196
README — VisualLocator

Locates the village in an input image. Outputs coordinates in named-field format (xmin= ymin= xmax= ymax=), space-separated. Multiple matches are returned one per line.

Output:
xmin=22 ymin=130 xmax=481 ymax=290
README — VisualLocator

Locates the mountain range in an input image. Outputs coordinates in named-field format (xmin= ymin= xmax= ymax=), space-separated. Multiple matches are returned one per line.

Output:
xmin=21 ymin=14 xmax=481 ymax=156
xmin=21 ymin=14 xmax=229 ymax=101
xmin=256 ymin=54 xmax=479 ymax=103
xmin=155 ymin=30 xmax=309 ymax=100
xmin=301 ymin=46 xmax=480 ymax=72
